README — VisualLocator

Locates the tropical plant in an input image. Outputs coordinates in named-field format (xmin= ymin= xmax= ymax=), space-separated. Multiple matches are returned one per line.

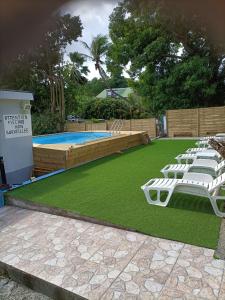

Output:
xmin=81 ymin=35 xmax=125 ymax=99
xmin=81 ymin=34 xmax=109 ymax=79
xmin=107 ymin=1 xmax=225 ymax=116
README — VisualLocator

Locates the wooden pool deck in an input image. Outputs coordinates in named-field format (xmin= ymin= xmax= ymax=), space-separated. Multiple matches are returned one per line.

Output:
xmin=33 ymin=131 xmax=149 ymax=174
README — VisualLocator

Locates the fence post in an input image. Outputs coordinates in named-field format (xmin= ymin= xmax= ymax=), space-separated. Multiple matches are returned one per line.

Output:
xmin=166 ymin=111 xmax=169 ymax=137
xmin=155 ymin=118 xmax=158 ymax=137
xmin=197 ymin=108 xmax=200 ymax=137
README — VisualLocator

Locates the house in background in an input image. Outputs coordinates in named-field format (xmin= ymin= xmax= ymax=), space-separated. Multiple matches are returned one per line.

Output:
xmin=96 ymin=87 xmax=133 ymax=99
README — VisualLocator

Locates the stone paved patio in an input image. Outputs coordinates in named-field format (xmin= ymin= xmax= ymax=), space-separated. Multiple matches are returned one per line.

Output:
xmin=0 ymin=206 xmax=225 ymax=299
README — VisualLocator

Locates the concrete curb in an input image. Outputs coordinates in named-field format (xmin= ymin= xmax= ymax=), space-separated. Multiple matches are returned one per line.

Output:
xmin=215 ymin=218 xmax=225 ymax=260
xmin=5 ymin=196 xmax=140 ymax=233
xmin=0 ymin=261 xmax=86 ymax=300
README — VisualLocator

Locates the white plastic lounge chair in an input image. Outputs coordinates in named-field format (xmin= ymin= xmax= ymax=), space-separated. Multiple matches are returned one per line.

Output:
xmin=216 ymin=133 xmax=225 ymax=137
xmin=175 ymin=151 xmax=221 ymax=164
xmin=161 ymin=159 xmax=225 ymax=178
xmin=196 ymin=140 xmax=210 ymax=148
xmin=200 ymin=133 xmax=225 ymax=141
xmin=141 ymin=172 xmax=225 ymax=217
xmin=186 ymin=147 xmax=213 ymax=154
xmin=200 ymin=136 xmax=216 ymax=141
xmin=197 ymin=136 xmax=225 ymax=147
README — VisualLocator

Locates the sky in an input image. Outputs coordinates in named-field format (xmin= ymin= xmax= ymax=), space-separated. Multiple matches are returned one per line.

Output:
xmin=62 ymin=0 xmax=118 ymax=80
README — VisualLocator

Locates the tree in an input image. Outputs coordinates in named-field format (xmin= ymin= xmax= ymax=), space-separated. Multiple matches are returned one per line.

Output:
xmin=108 ymin=1 xmax=225 ymax=116
xmin=0 ymin=53 xmax=49 ymax=113
xmin=81 ymin=35 xmax=125 ymax=99
xmin=81 ymin=34 xmax=109 ymax=79
xmin=0 ymin=13 xmax=83 ymax=130
xmin=63 ymin=52 xmax=89 ymax=116
xmin=33 ymin=14 xmax=83 ymax=129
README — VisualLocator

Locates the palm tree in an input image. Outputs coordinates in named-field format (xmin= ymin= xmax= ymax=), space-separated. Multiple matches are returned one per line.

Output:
xmin=69 ymin=52 xmax=89 ymax=84
xmin=81 ymin=35 xmax=124 ymax=99
xmin=81 ymin=34 xmax=109 ymax=80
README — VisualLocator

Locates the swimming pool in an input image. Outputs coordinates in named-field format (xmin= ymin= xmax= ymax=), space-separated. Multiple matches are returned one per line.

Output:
xmin=33 ymin=132 xmax=112 ymax=145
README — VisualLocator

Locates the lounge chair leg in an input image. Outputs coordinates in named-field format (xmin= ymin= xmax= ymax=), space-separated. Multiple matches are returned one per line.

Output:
xmin=211 ymin=197 xmax=225 ymax=217
xmin=164 ymin=190 xmax=173 ymax=206
xmin=143 ymin=188 xmax=173 ymax=207
xmin=157 ymin=190 xmax=160 ymax=201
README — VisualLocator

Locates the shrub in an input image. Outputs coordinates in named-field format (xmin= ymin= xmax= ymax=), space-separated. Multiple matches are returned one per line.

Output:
xmin=32 ymin=111 xmax=62 ymax=135
xmin=81 ymin=98 xmax=131 ymax=120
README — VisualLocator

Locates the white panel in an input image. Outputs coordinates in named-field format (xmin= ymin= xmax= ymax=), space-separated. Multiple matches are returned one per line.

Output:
xmin=3 ymin=114 xmax=32 ymax=139
xmin=0 ymin=90 xmax=33 ymax=101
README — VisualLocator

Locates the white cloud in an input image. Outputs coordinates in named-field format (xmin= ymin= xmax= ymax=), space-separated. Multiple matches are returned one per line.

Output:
xmin=62 ymin=0 xmax=118 ymax=80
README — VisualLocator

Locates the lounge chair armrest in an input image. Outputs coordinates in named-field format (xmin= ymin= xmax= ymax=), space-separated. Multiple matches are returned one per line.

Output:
xmin=141 ymin=178 xmax=157 ymax=189
xmin=161 ymin=165 xmax=171 ymax=172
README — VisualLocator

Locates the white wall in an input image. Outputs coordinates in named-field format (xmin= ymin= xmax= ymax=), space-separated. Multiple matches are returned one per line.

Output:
xmin=0 ymin=99 xmax=33 ymax=184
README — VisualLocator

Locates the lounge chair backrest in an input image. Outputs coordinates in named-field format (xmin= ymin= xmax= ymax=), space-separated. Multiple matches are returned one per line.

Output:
xmin=208 ymin=173 xmax=225 ymax=192
xmin=193 ymin=158 xmax=218 ymax=167
xmin=216 ymin=160 xmax=225 ymax=172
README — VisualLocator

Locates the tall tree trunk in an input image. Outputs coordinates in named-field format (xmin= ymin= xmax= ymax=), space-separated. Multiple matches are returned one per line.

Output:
xmin=50 ymin=78 xmax=55 ymax=113
xmin=60 ymin=78 xmax=65 ymax=126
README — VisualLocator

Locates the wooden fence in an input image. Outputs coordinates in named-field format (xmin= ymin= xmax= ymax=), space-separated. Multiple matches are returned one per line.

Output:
xmin=167 ymin=106 xmax=225 ymax=137
xmin=65 ymin=118 xmax=157 ymax=137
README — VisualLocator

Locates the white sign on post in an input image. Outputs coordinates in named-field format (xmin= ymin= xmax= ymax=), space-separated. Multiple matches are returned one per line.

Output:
xmin=3 ymin=114 xmax=32 ymax=138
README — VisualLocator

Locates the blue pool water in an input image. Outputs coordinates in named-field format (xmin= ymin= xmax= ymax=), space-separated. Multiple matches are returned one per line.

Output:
xmin=33 ymin=132 xmax=112 ymax=145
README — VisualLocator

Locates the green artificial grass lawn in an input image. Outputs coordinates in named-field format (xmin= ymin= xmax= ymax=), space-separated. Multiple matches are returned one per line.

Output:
xmin=8 ymin=139 xmax=221 ymax=249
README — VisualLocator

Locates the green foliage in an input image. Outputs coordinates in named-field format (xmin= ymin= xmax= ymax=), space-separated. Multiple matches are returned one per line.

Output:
xmin=81 ymin=34 xmax=109 ymax=79
xmin=108 ymin=1 xmax=225 ymax=116
xmin=69 ymin=52 xmax=89 ymax=83
xmin=64 ymin=76 xmax=130 ymax=117
xmin=76 ymin=78 xmax=109 ymax=97
xmin=126 ymin=93 xmax=150 ymax=118
xmin=81 ymin=34 xmax=109 ymax=61
xmin=136 ymin=56 xmax=217 ymax=116
xmin=72 ymin=76 xmax=128 ymax=98
xmin=0 ymin=13 xmax=83 ymax=115
xmin=81 ymin=98 xmax=131 ymax=119
xmin=32 ymin=112 xmax=62 ymax=135
xmin=62 ymin=59 xmax=89 ymax=116
xmin=80 ymin=34 xmax=128 ymax=101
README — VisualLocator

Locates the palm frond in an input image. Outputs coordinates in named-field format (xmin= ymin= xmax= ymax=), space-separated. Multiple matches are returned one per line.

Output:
xmin=80 ymin=40 xmax=91 ymax=51
xmin=90 ymin=34 xmax=109 ymax=60
xmin=80 ymin=53 xmax=93 ymax=60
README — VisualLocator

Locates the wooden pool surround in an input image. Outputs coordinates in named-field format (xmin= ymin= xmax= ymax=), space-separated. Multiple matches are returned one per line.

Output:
xmin=33 ymin=131 xmax=150 ymax=175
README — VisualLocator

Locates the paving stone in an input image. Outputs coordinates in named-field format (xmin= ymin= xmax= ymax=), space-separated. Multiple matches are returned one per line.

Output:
xmin=0 ymin=206 xmax=224 ymax=300
xmin=160 ymin=244 xmax=225 ymax=299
